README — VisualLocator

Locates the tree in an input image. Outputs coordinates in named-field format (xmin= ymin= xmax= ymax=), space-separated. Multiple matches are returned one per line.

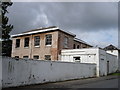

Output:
xmin=1 ymin=2 xmax=13 ymax=57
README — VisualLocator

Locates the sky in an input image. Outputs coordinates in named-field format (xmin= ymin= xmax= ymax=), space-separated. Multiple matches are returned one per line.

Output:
xmin=7 ymin=2 xmax=118 ymax=48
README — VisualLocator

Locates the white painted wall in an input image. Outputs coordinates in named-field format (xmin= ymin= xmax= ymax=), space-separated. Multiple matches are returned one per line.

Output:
xmin=106 ymin=53 xmax=118 ymax=73
xmin=61 ymin=48 xmax=118 ymax=77
xmin=2 ymin=57 xmax=96 ymax=88
xmin=0 ymin=56 xmax=2 ymax=90
xmin=106 ymin=50 xmax=119 ymax=71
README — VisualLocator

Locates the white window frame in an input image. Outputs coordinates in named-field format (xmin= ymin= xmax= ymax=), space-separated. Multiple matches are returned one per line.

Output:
xmin=45 ymin=34 xmax=52 ymax=46
xmin=34 ymin=36 xmax=40 ymax=47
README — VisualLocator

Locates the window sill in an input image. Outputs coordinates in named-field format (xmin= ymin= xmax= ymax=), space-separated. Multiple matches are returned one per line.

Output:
xmin=46 ymin=45 xmax=52 ymax=47
xmin=34 ymin=46 xmax=40 ymax=48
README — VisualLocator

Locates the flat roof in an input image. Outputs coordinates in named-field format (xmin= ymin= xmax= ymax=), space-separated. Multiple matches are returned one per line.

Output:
xmin=11 ymin=26 xmax=76 ymax=38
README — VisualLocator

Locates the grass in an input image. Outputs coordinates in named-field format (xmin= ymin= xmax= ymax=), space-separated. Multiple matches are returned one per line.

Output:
xmin=110 ymin=72 xmax=120 ymax=76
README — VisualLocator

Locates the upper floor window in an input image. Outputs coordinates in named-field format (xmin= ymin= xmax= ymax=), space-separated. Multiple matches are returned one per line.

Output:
xmin=73 ymin=44 xmax=76 ymax=49
xmin=16 ymin=39 xmax=20 ymax=48
xmin=24 ymin=37 xmax=29 ymax=47
xmin=77 ymin=45 xmax=80 ymax=49
xmin=34 ymin=36 xmax=40 ymax=47
xmin=45 ymin=34 xmax=52 ymax=45
xmin=64 ymin=36 xmax=68 ymax=48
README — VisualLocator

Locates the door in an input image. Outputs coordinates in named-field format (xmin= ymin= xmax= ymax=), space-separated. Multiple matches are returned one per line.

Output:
xmin=107 ymin=61 xmax=109 ymax=74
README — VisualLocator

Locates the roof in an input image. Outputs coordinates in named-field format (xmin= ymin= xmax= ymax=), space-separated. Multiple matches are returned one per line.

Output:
xmin=74 ymin=38 xmax=92 ymax=47
xmin=104 ymin=44 xmax=120 ymax=50
xmin=11 ymin=26 xmax=76 ymax=38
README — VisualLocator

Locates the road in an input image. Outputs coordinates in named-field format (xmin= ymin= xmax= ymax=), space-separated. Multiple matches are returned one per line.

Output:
xmin=3 ymin=75 xmax=119 ymax=89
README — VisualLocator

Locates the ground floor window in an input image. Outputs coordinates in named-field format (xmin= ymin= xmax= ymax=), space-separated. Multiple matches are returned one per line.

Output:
xmin=73 ymin=56 xmax=81 ymax=62
xmin=15 ymin=56 xmax=19 ymax=58
xmin=23 ymin=56 xmax=29 ymax=59
xmin=45 ymin=55 xmax=51 ymax=60
xmin=33 ymin=55 xmax=39 ymax=59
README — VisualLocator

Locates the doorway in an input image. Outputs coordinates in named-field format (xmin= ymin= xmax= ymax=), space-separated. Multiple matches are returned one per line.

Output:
xmin=107 ymin=61 xmax=109 ymax=74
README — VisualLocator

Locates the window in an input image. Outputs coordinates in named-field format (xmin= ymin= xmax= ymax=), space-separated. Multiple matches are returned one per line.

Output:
xmin=73 ymin=56 xmax=81 ymax=62
xmin=23 ymin=56 xmax=29 ymax=59
xmin=33 ymin=55 xmax=39 ymax=59
xmin=16 ymin=39 xmax=20 ymax=48
xmin=77 ymin=45 xmax=80 ymax=49
xmin=24 ymin=37 xmax=29 ymax=47
xmin=15 ymin=56 xmax=19 ymax=58
xmin=64 ymin=36 xmax=68 ymax=48
xmin=45 ymin=34 xmax=52 ymax=45
xmin=45 ymin=55 xmax=51 ymax=60
xmin=73 ymin=44 xmax=76 ymax=49
xmin=34 ymin=36 xmax=40 ymax=46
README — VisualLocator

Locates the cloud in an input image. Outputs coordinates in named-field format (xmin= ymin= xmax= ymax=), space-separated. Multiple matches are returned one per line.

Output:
xmin=7 ymin=2 xmax=118 ymax=47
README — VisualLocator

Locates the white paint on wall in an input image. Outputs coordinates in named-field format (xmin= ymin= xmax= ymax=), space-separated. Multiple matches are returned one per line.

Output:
xmin=106 ymin=50 xmax=120 ymax=71
xmin=61 ymin=48 xmax=118 ymax=77
xmin=106 ymin=53 xmax=118 ymax=73
xmin=2 ymin=57 xmax=96 ymax=88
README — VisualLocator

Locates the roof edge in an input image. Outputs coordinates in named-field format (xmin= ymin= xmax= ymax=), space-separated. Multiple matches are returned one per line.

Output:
xmin=11 ymin=27 xmax=76 ymax=38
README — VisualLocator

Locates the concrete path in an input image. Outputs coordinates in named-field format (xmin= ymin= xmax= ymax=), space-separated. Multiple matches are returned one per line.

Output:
xmin=3 ymin=75 xmax=119 ymax=89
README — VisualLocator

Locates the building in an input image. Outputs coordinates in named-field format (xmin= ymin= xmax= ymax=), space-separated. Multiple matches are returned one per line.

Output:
xmin=61 ymin=48 xmax=118 ymax=76
xmin=11 ymin=26 xmax=92 ymax=61
xmin=104 ymin=44 xmax=120 ymax=71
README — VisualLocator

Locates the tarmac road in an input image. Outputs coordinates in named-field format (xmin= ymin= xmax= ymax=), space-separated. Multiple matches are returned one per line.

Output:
xmin=2 ymin=75 xmax=119 ymax=89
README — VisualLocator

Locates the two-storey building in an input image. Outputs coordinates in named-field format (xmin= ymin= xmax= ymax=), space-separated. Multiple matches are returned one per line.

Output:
xmin=11 ymin=26 xmax=92 ymax=61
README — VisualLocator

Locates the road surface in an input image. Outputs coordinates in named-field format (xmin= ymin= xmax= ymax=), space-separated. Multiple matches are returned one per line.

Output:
xmin=3 ymin=75 xmax=119 ymax=89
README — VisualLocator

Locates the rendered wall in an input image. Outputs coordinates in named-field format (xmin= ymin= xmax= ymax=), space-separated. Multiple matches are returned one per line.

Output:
xmin=106 ymin=53 xmax=118 ymax=73
xmin=106 ymin=50 xmax=120 ymax=71
xmin=61 ymin=48 xmax=118 ymax=76
xmin=61 ymin=48 xmax=100 ymax=76
xmin=2 ymin=57 xmax=96 ymax=88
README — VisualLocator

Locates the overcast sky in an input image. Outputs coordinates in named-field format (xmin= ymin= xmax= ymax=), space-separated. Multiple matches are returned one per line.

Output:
xmin=7 ymin=2 xmax=118 ymax=48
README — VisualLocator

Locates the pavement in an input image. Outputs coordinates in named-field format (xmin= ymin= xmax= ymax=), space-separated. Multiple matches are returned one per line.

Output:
xmin=2 ymin=74 xmax=119 ymax=89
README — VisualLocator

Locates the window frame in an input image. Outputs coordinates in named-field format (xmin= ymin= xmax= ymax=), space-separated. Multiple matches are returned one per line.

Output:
xmin=33 ymin=55 xmax=39 ymax=60
xmin=15 ymin=39 xmax=20 ymax=48
xmin=45 ymin=34 xmax=52 ymax=46
xmin=73 ymin=56 xmax=81 ymax=62
xmin=24 ymin=37 xmax=29 ymax=48
xmin=23 ymin=56 xmax=29 ymax=59
xmin=45 ymin=55 xmax=51 ymax=60
xmin=34 ymin=36 xmax=40 ymax=47
xmin=64 ymin=36 xmax=69 ymax=48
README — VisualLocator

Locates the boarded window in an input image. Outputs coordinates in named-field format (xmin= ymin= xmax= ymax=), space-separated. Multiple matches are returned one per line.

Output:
xmin=45 ymin=34 xmax=52 ymax=45
xmin=45 ymin=55 xmax=51 ymax=60
xmin=33 ymin=55 xmax=39 ymax=59
xmin=24 ymin=37 xmax=29 ymax=47
xmin=23 ymin=56 xmax=29 ymax=59
xmin=73 ymin=56 xmax=81 ymax=62
xmin=34 ymin=36 xmax=40 ymax=46
xmin=64 ymin=36 xmax=68 ymax=48
xmin=16 ymin=39 xmax=20 ymax=48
